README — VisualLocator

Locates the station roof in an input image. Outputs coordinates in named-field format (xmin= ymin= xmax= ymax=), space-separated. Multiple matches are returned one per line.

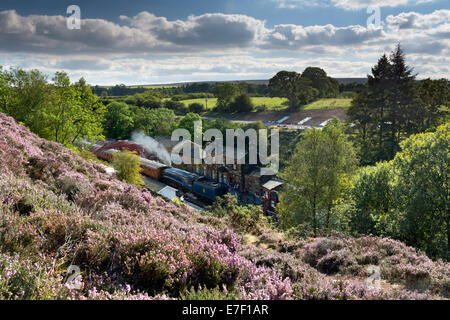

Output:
xmin=140 ymin=158 xmax=168 ymax=169
xmin=262 ymin=180 xmax=283 ymax=190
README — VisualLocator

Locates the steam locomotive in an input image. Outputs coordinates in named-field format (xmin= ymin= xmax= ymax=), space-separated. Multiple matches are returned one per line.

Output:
xmin=96 ymin=148 xmax=228 ymax=203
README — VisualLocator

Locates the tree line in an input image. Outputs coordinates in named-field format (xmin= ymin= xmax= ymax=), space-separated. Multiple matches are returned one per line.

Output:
xmin=348 ymin=44 xmax=449 ymax=165
xmin=0 ymin=67 xmax=105 ymax=147
xmin=93 ymin=81 xmax=269 ymax=98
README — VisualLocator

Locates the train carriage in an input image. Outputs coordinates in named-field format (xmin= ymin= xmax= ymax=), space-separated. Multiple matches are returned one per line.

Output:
xmin=140 ymin=158 xmax=169 ymax=180
xmin=97 ymin=149 xmax=119 ymax=162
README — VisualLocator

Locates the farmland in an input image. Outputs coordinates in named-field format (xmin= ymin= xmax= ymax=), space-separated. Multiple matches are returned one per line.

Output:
xmin=169 ymin=97 xmax=287 ymax=110
xmin=128 ymin=85 xmax=179 ymax=89
xmin=303 ymin=98 xmax=352 ymax=110
xmin=173 ymin=97 xmax=351 ymax=112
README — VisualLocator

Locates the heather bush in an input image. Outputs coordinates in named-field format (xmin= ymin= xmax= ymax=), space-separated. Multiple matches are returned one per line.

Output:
xmin=298 ymin=235 xmax=450 ymax=298
xmin=316 ymin=248 xmax=357 ymax=275
xmin=181 ymin=285 xmax=239 ymax=300
xmin=302 ymin=238 xmax=344 ymax=267
xmin=238 ymin=266 xmax=293 ymax=300
xmin=0 ymin=253 xmax=68 ymax=300
xmin=240 ymin=246 xmax=309 ymax=282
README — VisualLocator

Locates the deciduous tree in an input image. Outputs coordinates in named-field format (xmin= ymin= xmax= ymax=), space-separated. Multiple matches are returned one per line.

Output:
xmin=278 ymin=119 xmax=357 ymax=235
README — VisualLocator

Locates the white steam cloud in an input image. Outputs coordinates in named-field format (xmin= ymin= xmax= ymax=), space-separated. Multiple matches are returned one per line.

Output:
xmin=131 ymin=131 xmax=172 ymax=166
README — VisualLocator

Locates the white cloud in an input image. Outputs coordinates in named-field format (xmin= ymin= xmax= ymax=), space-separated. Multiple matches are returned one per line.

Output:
xmin=385 ymin=9 xmax=450 ymax=29
xmin=264 ymin=24 xmax=384 ymax=49
xmin=273 ymin=0 xmax=436 ymax=10
xmin=0 ymin=9 xmax=448 ymax=83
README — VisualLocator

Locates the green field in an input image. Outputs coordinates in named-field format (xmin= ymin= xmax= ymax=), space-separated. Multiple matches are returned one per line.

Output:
xmin=303 ymin=98 xmax=352 ymax=110
xmin=177 ymin=97 xmax=351 ymax=112
xmin=128 ymin=85 xmax=179 ymax=89
xmin=177 ymin=97 xmax=289 ymax=110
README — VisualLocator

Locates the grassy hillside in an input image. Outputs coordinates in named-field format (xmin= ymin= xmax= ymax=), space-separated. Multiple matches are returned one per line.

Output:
xmin=0 ymin=112 xmax=448 ymax=300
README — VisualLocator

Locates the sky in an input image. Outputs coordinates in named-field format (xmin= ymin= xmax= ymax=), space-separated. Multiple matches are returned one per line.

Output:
xmin=0 ymin=0 xmax=448 ymax=85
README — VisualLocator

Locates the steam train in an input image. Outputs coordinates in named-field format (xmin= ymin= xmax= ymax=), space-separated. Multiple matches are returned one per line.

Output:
xmin=96 ymin=148 xmax=228 ymax=203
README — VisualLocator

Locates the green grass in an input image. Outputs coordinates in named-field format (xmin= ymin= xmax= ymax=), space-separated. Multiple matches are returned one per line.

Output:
xmin=128 ymin=85 xmax=179 ymax=89
xmin=180 ymin=98 xmax=218 ymax=109
xmin=251 ymin=97 xmax=288 ymax=110
xmin=175 ymin=97 xmax=289 ymax=111
xmin=303 ymin=98 xmax=352 ymax=110
xmin=169 ymin=97 xmax=351 ymax=113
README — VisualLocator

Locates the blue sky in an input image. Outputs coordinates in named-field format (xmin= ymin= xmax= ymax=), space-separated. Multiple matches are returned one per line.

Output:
xmin=0 ymin=0 xmax=448 ymax=84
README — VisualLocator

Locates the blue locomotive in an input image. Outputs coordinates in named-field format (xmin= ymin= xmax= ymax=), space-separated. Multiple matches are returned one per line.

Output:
xmin=162 ymin=167 xmax=227 ymax=202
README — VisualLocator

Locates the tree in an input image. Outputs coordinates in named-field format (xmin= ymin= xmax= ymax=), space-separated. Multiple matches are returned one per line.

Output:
xmin=348 ymin=44 xmax=418 ymax=164
xmin=269 ymin=71 xmax=318 ymax=109
xmin=348 ymin=122 xmax=449 ymax=260
xmin=0 ymin=68 xmax=105 ymax=146
xmin=188 ymin=102 xmax=206 ymax=114
xmin=213 ymin=83 xmax=239 ymax=111
xmin=6 ymin=68 xmax=49 ymax=134
xmin=229 ymin=93 xmax=254 ymax=113
xmin=393 ymin=123 xmax=449 ymax=260
xmin=103 ymin=102 xmax=134 ymax=139
xmin=0 ymin=66 xmax=11 ymax=113
xmin=296 ymin=78 xmax=319 ymax=105
xmin=178 ymin=112 xmax=203 ymax=139
xmin=413 ymin=79 xmax=449 ymax=133
xmin=278 ymin=119 xmax=357 ymax=235
xmin=349 ymin=163 xmax=397 ymax=236
xmin=269 ymin=71 xmax=302 ymax=109
xmin=71 ymin=78 xmax=106 ymax=144
xmin=133 ymin=107 xmax=176 ymax=137
xmin=164 ymin=99 xmax=188 ymax=114
xmin=46 ymin=72 xmax=80 ymax=144
xmin=301 ymin=67 xmax=339 ymax=98
xmin=112 ymin=150 xmax=144 ymax=187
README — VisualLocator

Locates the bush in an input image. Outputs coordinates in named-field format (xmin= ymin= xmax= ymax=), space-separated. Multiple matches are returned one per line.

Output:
xmin=316 ymin=248 xmax=357 ymax=275
xmin=164 ymin=100 xmax=188 ymax=114
xmin=207 ymin=194 xmax=269 ymax=233
xmin=111 ymin=150 xmax=144 ymax=187
xmin=188 ymin=102 xmax=206 ymax=113
xmin=0 ymin=253 xmax=67 ymax=300
xmin=180 ymin=285 xmax=239 ymax=300
xmin=229 ymin=94 xmax=254 ymax=113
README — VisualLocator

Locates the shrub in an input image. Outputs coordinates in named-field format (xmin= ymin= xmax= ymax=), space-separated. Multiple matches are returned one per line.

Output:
xmin=229 ymin=94 xmax=254 ymax=113
xmin=316 ymin=248 xmax=357 ymax=275
xmin=207 ymin=194 xmax=269 ymax=233
xmin=188 ymin=102 xmax=206 ymax=114
xmin=111 ymin=150 xmax=144 ymax=187
xmin=180 ymin=285 xmax=239 ymax=300
xmin=0 ymin=253 xmax=67 ymax=300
